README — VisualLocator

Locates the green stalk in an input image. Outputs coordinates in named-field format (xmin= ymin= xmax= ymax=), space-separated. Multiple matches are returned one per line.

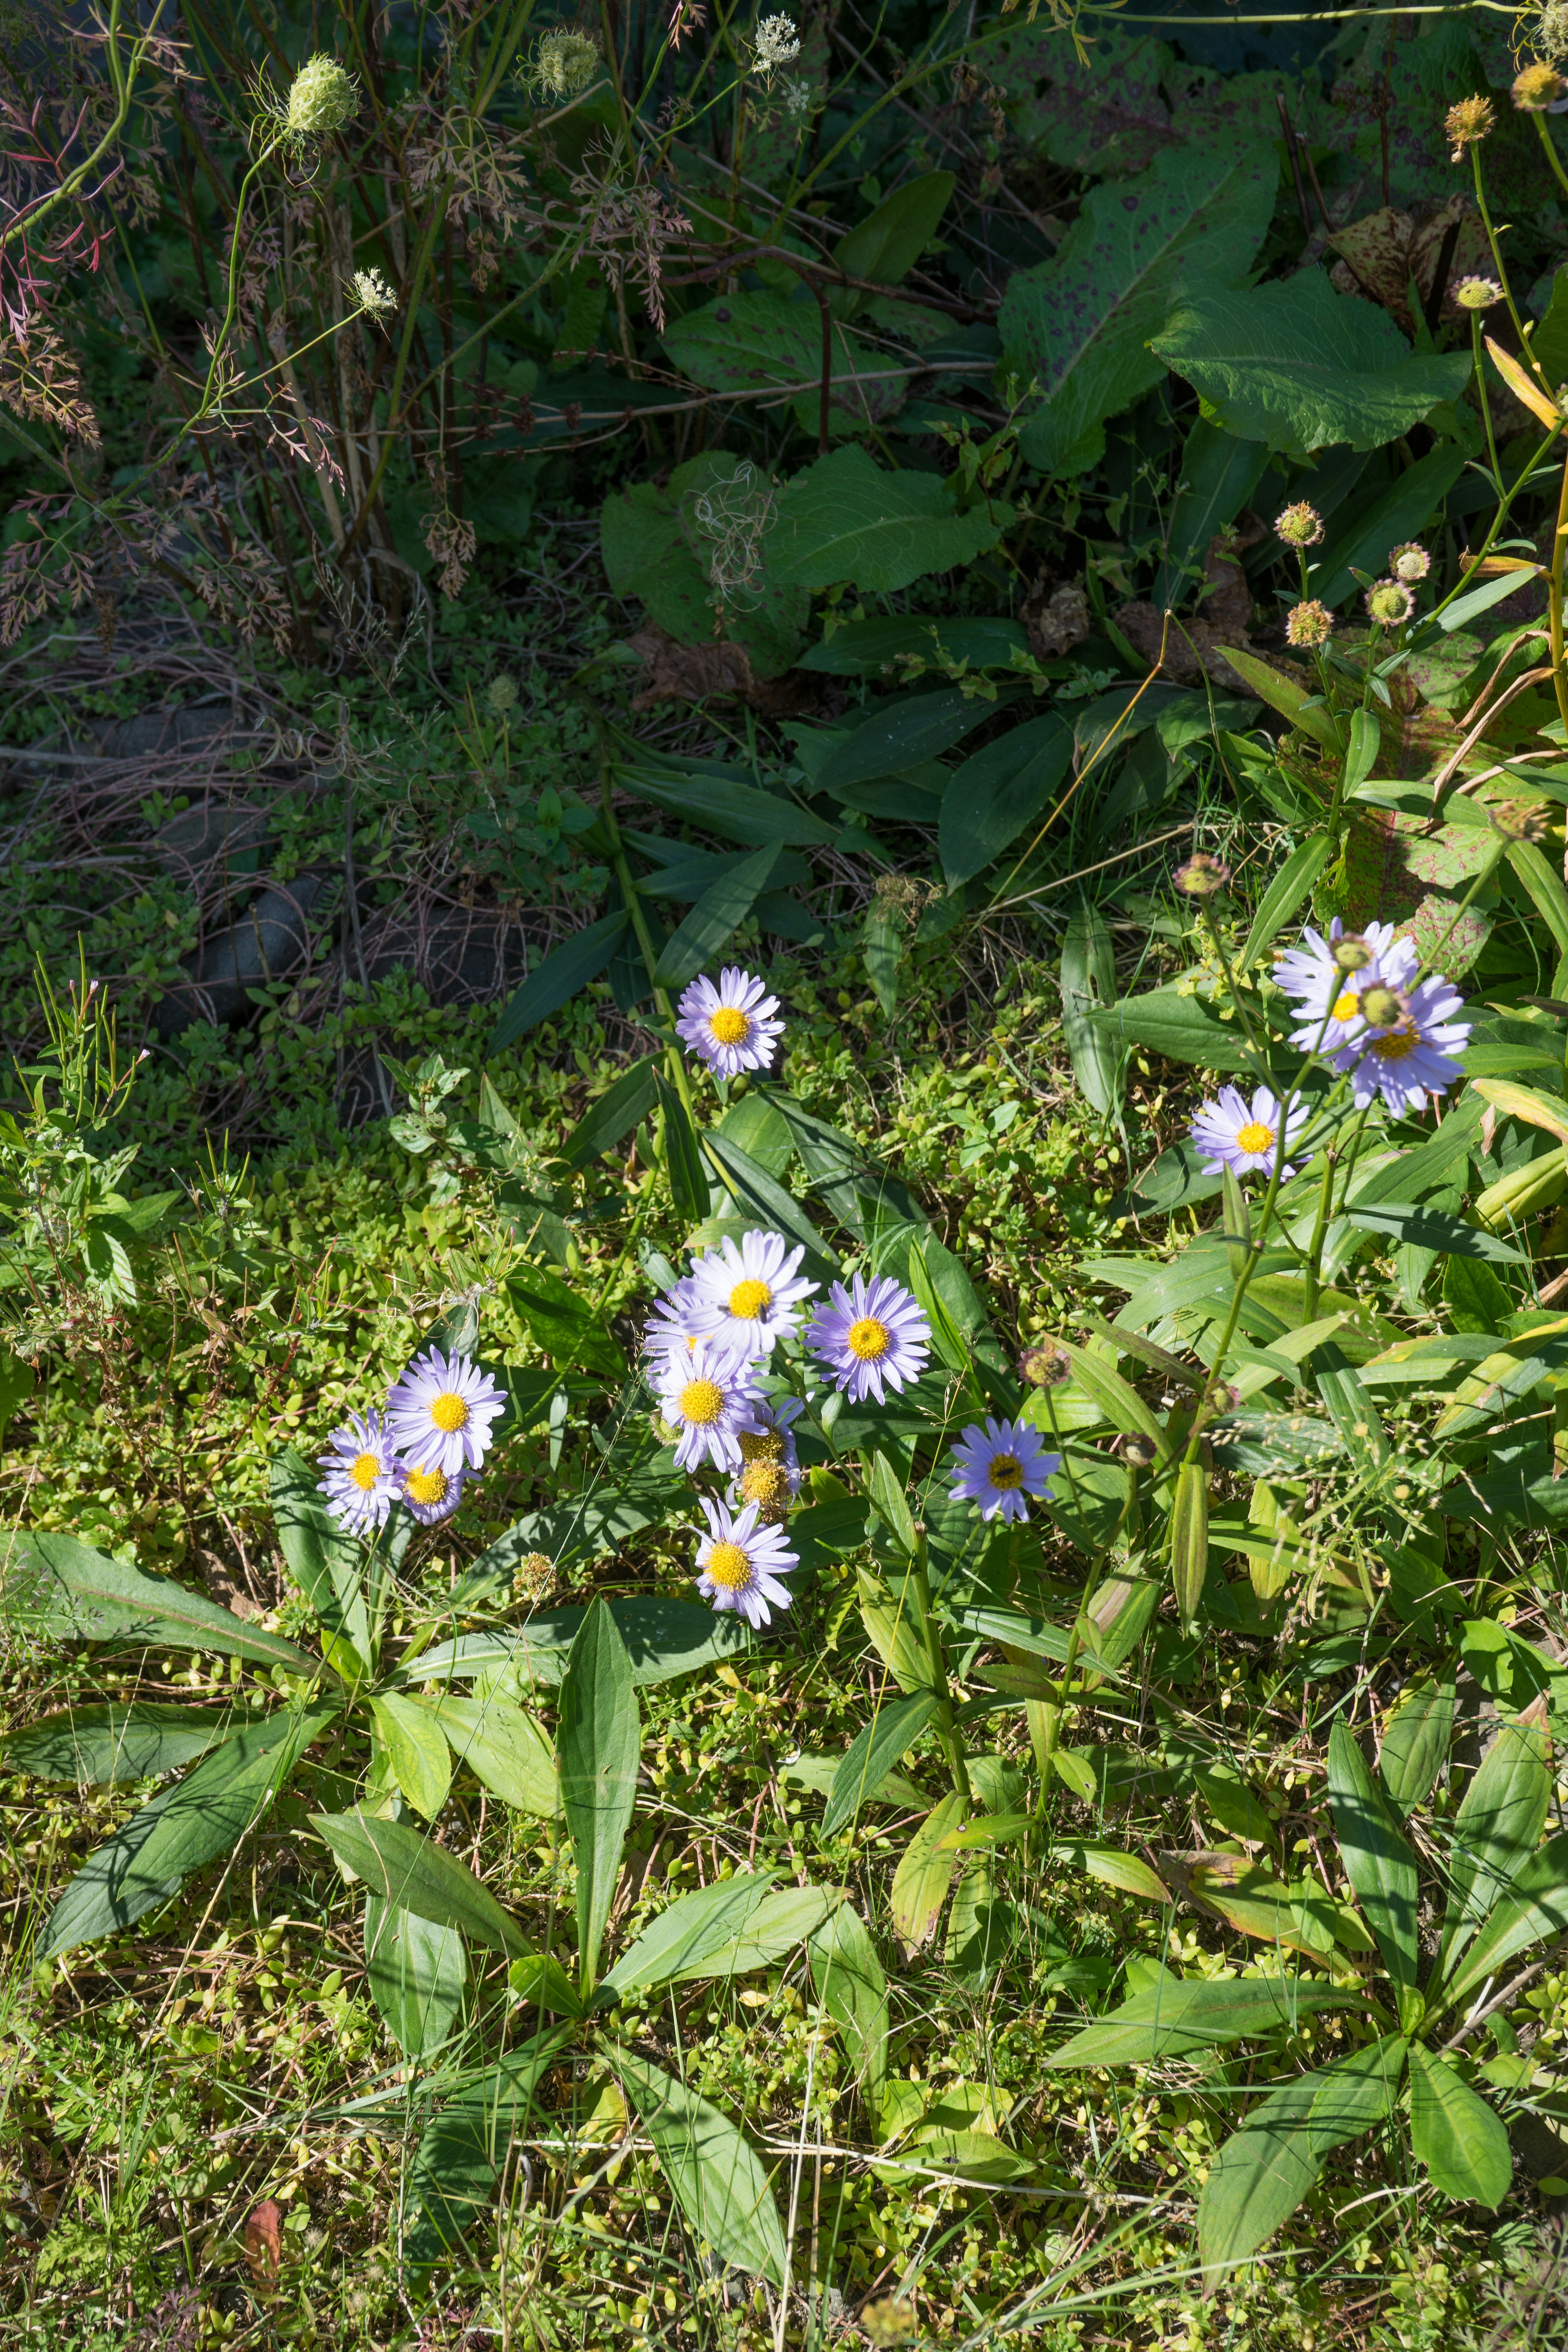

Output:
xmin=909 ymin=1530 xmax=971 ymax=1812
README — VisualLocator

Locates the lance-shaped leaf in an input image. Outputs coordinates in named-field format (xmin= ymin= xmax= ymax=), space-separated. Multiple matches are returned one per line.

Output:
xmin=3 ymin=1703 xmax=229 ymax=1785
xmin=1407 ymin=2042 xmax=1512 ymax=2207
xmin=1378 ymin=1670 xmax=1456 ymax=1817
xmin=1048 ymin=1335 xmax=1171 ymax=1460
xmin=652 ymin=843 xmax=783 ymax=989
xmin=1484 ymin=336 xmax=1563 ymax=432
xmin=1044 ymin=1974 xmax=1345 ymax=2067
xmin=1436 ymin=1716 xmax=1550 ymax=1976
xmin=1432 ymin=1316 xmax=1568 ymax=1438
xmin=1435 ymin=1831 xmax=1568 ymax=2017
xmin=821 ymin=1693 xmax=940 ymax=1838
xmin=40 ymin=1701 xmax=337 ymax=1958
xmin=311 ymin=1809 xmax=529 ymax=1959
xmin=653 ymin=1072 xmax=711 ymax=1223
xmin=557 ymin=1597 xmax=640 ymax=1993
xmin=1170 ymin=1459 xmax=1209 ymax=1622
xmin=3 ymin=1530 xmax=314 ymax=1671
xmin=810 ymin=1903 xmax=888 ymax=2128
xmin=599 ymin=1871 xmax=776 ymax=2000
xmin=1198 ymin=2036 xmax=1407 ymax=2274
xmin=613 ymin=2049 xmax=786 ymax=2285
xmin=271 ymin=1447 xmax=370 ymax=1675
xmin=425 ymin=1693 xmax=559 ymax=1816
xmin=369 ymin=1695 xmax=453 ymax=1821
xmin=404 ymin=2033 xmax=569 ymax=2271
xmin=364 ymin=1896 xmax=466 ymax=2059
xmin=489 ymin=910 xmax=630 ymax=1051
xmin=890 ymin=1792 xmax=966 ymax=1947
xmin=682 ymin=1886 xmax=841 ymax=1983
xmin=1327 ymin=1721 xmax=1421 ymax=1992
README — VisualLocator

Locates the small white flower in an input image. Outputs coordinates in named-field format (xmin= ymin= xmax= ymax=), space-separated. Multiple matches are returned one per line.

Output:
xmin=352 ymin=267 xmax=397 ymax=317
xmin=752 ymin=13 xmax=801 ymax=74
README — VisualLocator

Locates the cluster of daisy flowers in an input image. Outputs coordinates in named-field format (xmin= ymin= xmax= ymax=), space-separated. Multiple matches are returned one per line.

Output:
xmin=1189 ymin=914 xmax=1473 ymax=1175
xmin=319 ymin=1347 xmax=508 ymax=1533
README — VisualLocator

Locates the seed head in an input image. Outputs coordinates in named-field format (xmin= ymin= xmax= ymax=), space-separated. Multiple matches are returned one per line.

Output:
xmin=352 ymin=267 xmax=396 ymax=317
xmin=1455 ymin=275 xmax=1504 ymax=312
xmin=1365 ymin=577 xmax=1416 ymax=628
xmin=486 ymin=674 xmax=519 ymax=715
xmin=1388 ymin=541 xmax=1430 ymax=583
xmin=1019 ymin=1341 xmax=1072 ymax=1389
xmin=1275 ymin=501 xmax=1324 ymax=548
xmin=1119 ymin=1432 xmax=1160 ymax=1470
xmin=529 ymin=29 xmax=601 ymax=100
xmin=1332 ymin=933 xmax=1376 ymax=973
xmin=1360 ymin=983 xmax=1405 ymax=1028
xmin=1173 ymin=851 xmax=1230 ymax=900
xmin=1513 ymin=62 xmax=1566 ymax=109
xmin=1446 ymin=95 xmax=1495 ymax=161
xmin=286 ymin=54 xmax=359 ymax=138
xmin=860 ymin=2299 xmax=918 ymax=2348
xmin=1204 ymin=1378 xmax=1241 ymax=1414
xmin=1285 ymin=598 xmax=1333 ymax=649
xmin=516 ymin=1551 xmax=554 ymax=1600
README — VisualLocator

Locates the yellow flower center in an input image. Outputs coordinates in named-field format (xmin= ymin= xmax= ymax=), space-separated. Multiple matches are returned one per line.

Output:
xmin=430 ymin=1390 xmax=469 ymax=1433
xmin=1372 ymin=1026 xmax=1417 ymax=1061
xmin=705 ymin=1540 xmax=751 ymax=1590
xmin=728 ymin=1277 xmax=772 ymax=1320
xmin=1332 ymin=991 xmax=1359 ymax=1023
xmin=350 ymin=1451 xmax=381 ymax=1492
xmin=739 ymin=1460 xmax=792 ymax=1515
xmin=679 ymin=1376 xmax=725 ymax=1425
xmin=405 ymin=1466 xmax=449 ymax=1507
xmin=846 ymin=1316 xmax=890 ymax=1362
xmin=989 ymin=1454 xmax=1024 ymax=1490
xmin=737 ymin=1428 xmax=784 ymax=1463
xmin=1234 ymin=1121 xmax=1275 ymax=1154
xmin=708 ymin=1006 xmax=750 ymax=1045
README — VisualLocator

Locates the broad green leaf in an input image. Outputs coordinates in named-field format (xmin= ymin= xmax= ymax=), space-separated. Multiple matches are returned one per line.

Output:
xmin=1327 ymin=1721 xmax=1420 ymax=1991
xmin=3 ymin=1530 xmax=314 ymax=1672
xmin=1058 ymin=1842 xmax=1172 ymax=1902
xmin=503 ymin=1263 xmax=626 ymax=1380
xmin=808 ymin=1903 xmax=888 ymax=2127
xmin=858 ymin=1572 xmax=940 ymax=1697
xmin=1345 ymin=1203 xmax=1527 ymax=1266
xmin=683 ymin=1886 xmax=841 ymax=1982
xmin=599 ymin=1872 xmax=776 ymax=1999
xmin=868 ymin=1451 xmax=918 ymax=1555
xmin=944 ymin=1601 xmax=1073 ymax=1668
xmin=2 ymin=1702 xmax=228 ymax=1785
xmin=713 ymin=1090 xmax=793 ymax=1177
xmin=310 ymin=1808 xmax=528 ymax=1959
xmin=905 ymin=1243 xmax=974 ymax=1376
xmin=661 ymin=292 xmax=902 ymax=431
xmin=1002 ymin=143 xmax=1278 ymax=476
xmin=40 ymin=1702 xmax=337 ymax=1958
xmin=1407 ymin=2043 xmax=1512 ymax=2207
xmin=1164 ymin=1856 xmax=1339 ymax=1964
xmin=1508 ymin=836 xmax=1568 ymax=960
xmin=652 ymin=843 xmax=782 ymax=989
xmin=1378 ymin=1671 xmax=1456 ymax=1816
xmin=1198 ymin=2036 xmax=1406 ymax=2273
xmin=563 ymin=1057 xmax=660 ymax=1172
xmin=395 ymin=1597 xmax=754 ymax=1692
xmin=1437 ymin=1831 xmax=1568 ymax=2016
xmin=831 ymin=170 xmax=955 ymax=310
xmin=1153 ymin=269 xmax=1472 ymax=454
xmin=613 ymin=2049 xmax=786 ymax=2285
xmin=1152 ymin=420 xmax=1270 ymax=607
xmin=489 ymin=911 xmax=630 ymax=1052
xmin=653 ymin=1072 xmax=713 ymax=1223
xmin=799 ymin=613 xmax=1027 ymax=677
xmin=890 ymin=1792 xmax=966 ymax=1946
xmin=364 ymin=1896 xmax=466 ymax=2058
xmin=1060 ymin=902 xmax=1120 ymax=1116
xmin=1314 ymin=445 xmax=1467 ymax=606
xmin=370 ymin=1694 xmax=452 ymax=1820
xmin=1472 ymin=1080 xmax=1568 ymax=1150
xmin=1084 ymin=984 xmax=1256 ymax=1074
xmin=404 ymin=2034 xmax=567 ymax=2270
xmin=821 ymin=1692 xmax=940 ymax=1838
xmin=270 ymin=1446 xmax=370 ymax=1675
xmin=818 ymin=688 xmax=995 ymax=793
xmin=1045 ymin=1975 xmax=1345 ymax=2067
xmin=1239 ymin=835 xmax=1334 ymax=974
xmin=425 ymin=1693 xmax=559 ymax=1815
xmin=616 ymin=759 xmax=837 ymax=847
xmin=701 ymin=1132 xmax=835 ymax=1281
xmin=939 ymin=1811 xmax=1033 ymax=1851
xmin=769 ymin=446 xmax=1009 ymax=594
xmin=939 ymin=713 xmax=1074 ymax=886
xmin=557 ymin=1597 xmax=640 ymax=1993
xmin=599 ymin=455 xmax=808 ymax=678
xmin=507 ymin=1951 xmax=585 ymax=2017
xmin=1437 ymin=1717 xmax=1550 ymax=1973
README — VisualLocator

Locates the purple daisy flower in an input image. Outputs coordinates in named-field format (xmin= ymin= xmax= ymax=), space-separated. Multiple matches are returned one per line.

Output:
xmin=1189 ymin=1086 xmax=1306 ymax=1181
xmin=688 ymin=1229 xmax=817 ymax=1360
xmin=675 ymin=967 xmax=784 ymax=1077
xmin=805 ymin=1271 xmax=931 ymax=1405
xmin=398 ymin=1459 xmax=472 ymax=1527
xmin=1332 ymin=975 xmax=1471 ymax=1116
xmin=693 ymin=1496 xmax=797 ymax=1628
xmin=317 ymin=1408 xmax=400 ymax=1533
xmin=643 ymin=1276 xmax=751 ymax=1378
xmin=655 ymin=1338 xmax=764 ymax=1473
xmin=385 ymin=1347 xmax=508 ymax=1479
xmin=947 ymin=1417 xmax=1059 ymax=1525
xmin=1274 ymin=918 xmax=1418 ymax=1053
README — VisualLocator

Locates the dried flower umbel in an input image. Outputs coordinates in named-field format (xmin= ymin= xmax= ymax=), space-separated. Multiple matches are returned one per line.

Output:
xmin=1285 ymin=598 xmax=1333 ymax=649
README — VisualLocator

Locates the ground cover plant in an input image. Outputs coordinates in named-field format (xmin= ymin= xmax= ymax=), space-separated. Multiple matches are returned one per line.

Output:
xmin=10 ymin=0 xmax=1568 ymax=2346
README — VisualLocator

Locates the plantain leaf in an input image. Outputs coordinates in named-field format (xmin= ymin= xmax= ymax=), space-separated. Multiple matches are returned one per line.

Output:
xmin=889 ymin=1792 xmax=966 ymax=1947
xmin=3 ymin=1703 xmax=229 ymax=1785
xmin=613 ymin=2049 xmax=786 ymax=2284
xmin=683 ymin=1885 xmax=841 ymax=1983
xmin=364 ymin=1896 xmax=466 ymax=2058
xmin=424 ymin=1692 xmax=560 ymax=1815
xmin=599 ymin=1872 xmax=776 ymax=1999
xmin=1045 ymin=1974 xmax=1345 ymax=2067
xmin=1436 ymin=1830 xmax=1568 ymax=2016
xmin=1198 ymin=2036 xmax=1406 ymax=2274
xmin=1060 ymin=902 xmax=1120 ymax=1116
xmin=404 ymin=2033 xmax=568 ymax=2271
xmin=370 ymin=1694 xmax=453 ymax=1820
xmin=808 ymin=1903 xmax=888 ymax=2128
xmin=311 ymin=1808 xmax=529 ymax=1959
xmin=1436 ymin=1716 xmax=1551 ymax=1976
xmin=557 ymin=1597 xmax=639 ymax=1994
xmin=1407 ymin=2043 xmax=1512 ymax=2207
xmin=1377 ymin=1670 xmax=1456 ymax=1816
xmin=653 ymin=1072 xmax=712 ymax=1222
xmin=1326 ymin=1721 xmax=1420 ymax=1991
xmin=652 ymin=844 xmax=782 ymax=989
xmin=3 ymin=1530 xmax=314 ymax=1672
xmin=490 ymin=912 xmax=630 ymax=1051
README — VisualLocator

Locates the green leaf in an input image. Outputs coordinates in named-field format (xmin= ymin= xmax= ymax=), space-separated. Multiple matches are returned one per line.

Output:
xmin=944 ymin=1602 xmax=1072 ymax=1667
xmin=404 ymin=2034 xmax=567 ymax=2271
xmin=821 ymin=1693 xmax=940 ymax=1838
xmin=397 ymin=1596 xmax=754 ymax=1692
xmin=600 ymin=1872 xmax=776 ymax=1998
xmin=507 ymin=1951 xmax=585 ymax=2018
xmin=1314 ymin=445 xmax=1467 ymax=606
xmin=1216 ymin=645 xmax=1343 ymax=753
xmin=1326 ymin=1721 xmax=1421 ymax=1991
xmin=1047 ymin=1336 xmax=1171 ymax=1461
xmin=40 ymin=1702 xmax=336 ymax=1958
xmin=3 ymin=1530 xmax=315 ymax=1672
xmin=651 ymin=844 xmax=783 ymax=989
xmin=808 ymin=1903 xmax=888 ymax=2128
xmin=1437 ymin=1831 xmax=1568 ymax=2016
xmin=1378 ymin=1670 xmax=1456 ymax=1816
xmin=370 ymin=1695 xmax=453 ymax=1820
xmin=563 ymin=1057 xmax=661 ymax=1172
xmin=890 ymin=1792 xmax=966 ymax=1946
xmin=488 ymin=911 xmax=630 ymax=1052
xmin=661 ymin=293 xmax=902 ymax=434
xmin=1239 ymin=835 xmax=1334 ymax=974
xmin=1044 ymin=1975 xmax=1345 ymax=2067
xmin=424 ymin=1693 xmax=559 ymax=1815
xmin=1002 ymin=143 xmax=1278 ymax=476
xmin=819 ymin=689 xmax=996 ymax=794
xmin=713 ymin=1091 xmax=793 ymax=1177
xmin=599 ymin=456 xmax=808 ymax=675
xmin=616 ymin=759 xmax=837 ymax=848
xmin=679 ymin=1885 xmax=841 ymax=1982
xmin=1198 ymin=2036 xmax=1407 ymax=2274
xmin=1153 ymin=420 xmax=1270 ymax=608
xmin=2 ymin=1703 xmax=228 ymax=1784
xmin=1084 ymin=984 xmax=1256 ymax=1074
xmin=769 ymin=447 xmax=1009 ymax=595
xmin=1407 ymin=2043 xmax=1512 ymax=2207
xmin=0 ymin=1344 xmax=33 ymax=1433
xmin=1326 ymin=803 xmax=1499 ymax=980
xmin=700 ymin=1131 xmax=836 ymax=1281
xmin=1057 ymin=1842 xmax=1172 ymax=1903
xmin=1345 ymin=1203 xmax=1527 ymax=1265
xmin=503 ymin=1263 xmax=626 ymax=1380
xmin=557 ymin=1597 xmax=639 ymax=1993
xmin=1437 ymin=1717 xmax=1551 ymax=1974
xmin=1153 ymin=270 xmax=1473 ymax=454
xmin=1506 ymin=835 xmax=1568 ymax=962
xmin=654 ymin=1072 xmax=713 ymax=1222
xmin=612 ymin=2049 xmax=786 ymax=2284
xmin=940 ymin=713 xmax=1073 ymax=887
xmin=1170 ymin=1459 xmax=1209 ymax=1624
xmin=364 ymin=1896 xmax=466 ymax=2058
xmin=310 ymin=1808 xmax=529 ymax=1958
xmin=831 ymin=171 xmax=956 ymax=309
xmin=868 ymin=1451 xmax=918 ymax=1555
xmin=271 ymin=1447 xmax=370 ymax=1677
xmin=1060 ymin=902 xmax=1120 ymax=1117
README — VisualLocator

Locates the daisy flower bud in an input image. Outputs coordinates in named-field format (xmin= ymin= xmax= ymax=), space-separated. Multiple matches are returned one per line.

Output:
xmin=1332 ymin=932 xmax=1376 ymax=973
xmin=1275 ymin=501 xmax=1324 ymax=548
xmin=1513 ymin=62 xmax=1566 ymax=109
xmin=1446 ymin=94 xmax=1494 ymax=161
xmin=286 ymin=54 xmax=359 ymax=138
xmin=1365 ymin=577 xmax=1416 ymax=628
xmin=1285 ymin=598 xmax=1333 ymax=649
xmin=1454 ymin=276 xmax=1503 ymax=311
xmin=1359 ymin=983 xmax=1405 ymax=1029
xmin=1388 ymin=541 xmax=1430 ymax=583
xmin=1019 ymin=1341 xmax=1072 ymax=1388
xmin=1172 ymin=851 xmax=1230 ymax=899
